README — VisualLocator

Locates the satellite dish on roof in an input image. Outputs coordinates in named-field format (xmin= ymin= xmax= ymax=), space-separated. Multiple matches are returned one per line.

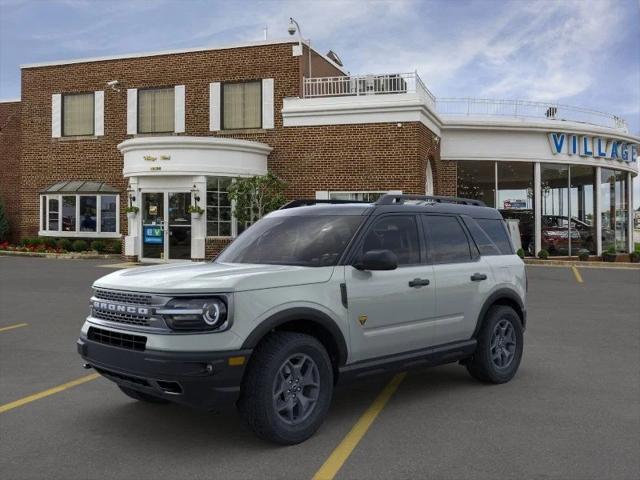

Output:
xmin=326 ymin=50 xmax=343 ymax=67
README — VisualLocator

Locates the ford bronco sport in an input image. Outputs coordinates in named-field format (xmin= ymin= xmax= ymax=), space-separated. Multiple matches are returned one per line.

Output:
xmin=77 ymin=194 xmax=526 ymax=444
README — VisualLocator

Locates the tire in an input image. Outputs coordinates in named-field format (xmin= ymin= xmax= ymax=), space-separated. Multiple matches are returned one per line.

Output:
xmin=466 ymin=305 xmax=524 ymax=384
xmin=118 ymin=385 xmax=169 ymax=404
xmin=238 ymin=331 xmax=334 ymax=445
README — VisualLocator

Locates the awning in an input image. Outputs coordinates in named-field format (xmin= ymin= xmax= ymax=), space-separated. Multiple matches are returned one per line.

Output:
xmin=40 ymin=180 xmax=120 ymax=194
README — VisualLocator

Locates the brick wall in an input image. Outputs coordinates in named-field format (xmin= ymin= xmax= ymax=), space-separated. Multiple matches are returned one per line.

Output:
xmin=0 ymin=101 xmax=21 ymax=242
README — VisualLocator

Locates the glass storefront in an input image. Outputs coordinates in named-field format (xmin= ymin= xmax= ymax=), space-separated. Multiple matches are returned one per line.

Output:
xmin=601 ymin=169 xmax=629 ymax=253
xmin=457 ymin=160 xmax=625 ymax=256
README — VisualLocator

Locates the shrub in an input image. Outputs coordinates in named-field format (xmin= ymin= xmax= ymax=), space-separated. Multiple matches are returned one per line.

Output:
xmin=603 ymin=245 xmax=617 ymax=262
xmin=91 ymin=240 xmax=107 ymax=253
xmin=516 ymin=248 xmax=525 ymax=259
xmin=57 ymin=238 xmax=73 ymax=251
xmin=107 ymin=239 xmax=122 ymax=253
xmin=40 ymin=237 xmax=58 ymax=249
xmin=537 ymin=249 xmax=549 ymax=260
xmin=629 ymin=251 xmax=640 ymax=263
xmin=577 ymin=249 xmax=590 ymax=261
xmin=72 ymin=239 xmax=88 ymax=252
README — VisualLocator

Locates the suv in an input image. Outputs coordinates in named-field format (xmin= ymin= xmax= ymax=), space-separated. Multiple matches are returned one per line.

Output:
xmin=77 ymin=194 xmax=526 ymax=444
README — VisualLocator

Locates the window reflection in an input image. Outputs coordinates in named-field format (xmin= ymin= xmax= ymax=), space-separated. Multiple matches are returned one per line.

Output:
xmin=497 ymin=162 xmax=534 ymax=255
xmin=601 ymin=169 xmax=628 ymax=253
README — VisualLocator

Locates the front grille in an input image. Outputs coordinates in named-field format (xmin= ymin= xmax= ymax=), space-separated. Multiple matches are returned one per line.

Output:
xmin=88 ymin=327 xmax=146 ymax=351
xmin=94 ymin=289 xmax=152 ymax=305
xmin=92 ymin=309 xmax=151 ymax=327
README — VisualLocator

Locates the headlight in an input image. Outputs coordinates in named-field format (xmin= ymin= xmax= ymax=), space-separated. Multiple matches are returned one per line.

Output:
xmin=157 ymin=297 xmax=229 ymax=332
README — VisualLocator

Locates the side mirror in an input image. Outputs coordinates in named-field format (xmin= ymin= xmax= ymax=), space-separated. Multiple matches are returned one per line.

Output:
xmin=354 ymin=249 xmax=398 ymax=271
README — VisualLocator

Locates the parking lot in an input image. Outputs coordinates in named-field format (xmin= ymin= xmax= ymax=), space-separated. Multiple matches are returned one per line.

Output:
xmin=0 ymin=256 xmax=639 ymax=480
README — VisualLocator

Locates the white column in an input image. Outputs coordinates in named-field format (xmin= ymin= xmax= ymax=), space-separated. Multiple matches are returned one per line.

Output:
xmin=534 ymin=162 xmax=541 ymax=255
xmin=628 ymin=171 xmax=633 ymax=253
xmin=595 ymin=167 xmax=602 ymax=256
xmin=191 ymin=175 xmax=207 ymax=260
xmin=125 ymin=177 xmax=140 ymax=258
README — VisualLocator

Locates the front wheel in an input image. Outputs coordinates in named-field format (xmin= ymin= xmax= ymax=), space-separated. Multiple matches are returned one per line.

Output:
xmin=238 ymin=332 xmax=333 ymax=445
xmin=466 ymin=305 xmax=524 ymax=384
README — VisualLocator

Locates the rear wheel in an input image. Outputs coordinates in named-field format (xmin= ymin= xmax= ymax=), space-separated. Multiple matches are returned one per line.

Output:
xmin=466 ymin=305 xmax=523 ymax=384
xmin=238 ymin=331 xmax=333 ymax=445
xmin=118 ymin=385 xmax=168 ymax=404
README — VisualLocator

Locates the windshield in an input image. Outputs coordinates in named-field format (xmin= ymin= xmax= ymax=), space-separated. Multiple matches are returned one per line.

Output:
xmin=216 ymin=215 xmax=363 ymax=266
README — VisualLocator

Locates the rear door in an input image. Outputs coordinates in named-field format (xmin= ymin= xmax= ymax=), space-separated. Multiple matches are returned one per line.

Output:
xmin=422 ymin=214 xmax=492 ymax=345
xmin=345 ymin=214 xmax=437 ymax=362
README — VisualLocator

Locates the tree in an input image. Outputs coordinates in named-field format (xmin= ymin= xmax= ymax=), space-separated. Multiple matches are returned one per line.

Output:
xmin=227 ymin=173 xmax=287 ymax=226
xmin=0 ymin=197 xmax=9 ymax=242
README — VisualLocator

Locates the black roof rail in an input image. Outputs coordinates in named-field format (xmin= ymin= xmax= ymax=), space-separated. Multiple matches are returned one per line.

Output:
xmin=279 ymin=199 xmax=370 ymax=209
xmin=375 ymin=194 xmax=486 ymax=207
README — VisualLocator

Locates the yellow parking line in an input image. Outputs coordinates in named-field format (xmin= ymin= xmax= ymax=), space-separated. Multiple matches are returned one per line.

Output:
xmin=312 ymin=372 xmax=406 ymax=480
xmin=0 ymin=323 xmax=28 ymax=333
xmin=571 ymin=265 xmax=584 ymax=283
xmin=0 ymin=373 xmax=99 ymax=414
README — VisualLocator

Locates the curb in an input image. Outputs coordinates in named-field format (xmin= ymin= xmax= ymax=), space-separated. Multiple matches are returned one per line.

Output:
xmin=0 ymin=250 xmax=120 ymax=260
xmin=524 ymin=259 xmax=640 ymax=269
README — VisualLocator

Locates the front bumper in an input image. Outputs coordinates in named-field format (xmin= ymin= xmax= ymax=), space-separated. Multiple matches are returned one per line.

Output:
xmin=77 ymin=336 xmax=252 ymax=411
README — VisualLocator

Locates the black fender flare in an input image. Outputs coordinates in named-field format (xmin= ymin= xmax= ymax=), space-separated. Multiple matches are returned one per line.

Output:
xmin=241 ymin=307 xmax=349 ymax=366
xmin=473 ymin=288 xmax=526 ymax=338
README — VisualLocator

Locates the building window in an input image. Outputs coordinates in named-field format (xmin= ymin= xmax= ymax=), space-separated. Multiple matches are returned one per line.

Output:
xmin=497 ymin=162 xmax=535 ymax=255
xmin=206 ymin=177 xmax=233 ymax=236
xmin=40 ymin=193 xmax=119 ymax=237
xmin=222 ymin=81 xmax=261 ymax=129
xmin=138 ymin=87 xmax=175 ymax=133
xmin=62 ymin=92 xmax=94 ymax=136
xmin=601 ymin=168 xmax=629 ymax=253
xmin=328 ymin=191 xmax=387 ymax=202
xmin=457 ymin=160 xmax=496 ymax=207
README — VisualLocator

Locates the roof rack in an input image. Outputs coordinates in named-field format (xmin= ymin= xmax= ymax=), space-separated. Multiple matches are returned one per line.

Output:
xmin=279 ymin=199 xmax=370 ymax=209
xmin=375 ymin=194 xmax=486 ymax=207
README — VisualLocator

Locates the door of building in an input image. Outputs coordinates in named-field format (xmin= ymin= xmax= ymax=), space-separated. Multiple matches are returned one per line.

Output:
xmin=141 ymin=192 xmax=191 ymax=262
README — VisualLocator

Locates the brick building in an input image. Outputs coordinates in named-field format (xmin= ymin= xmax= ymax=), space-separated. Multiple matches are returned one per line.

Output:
xmin=0 ymin=38 xmax=637 ymax=260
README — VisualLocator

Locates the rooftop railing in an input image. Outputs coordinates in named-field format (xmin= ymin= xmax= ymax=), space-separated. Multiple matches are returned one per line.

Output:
xmin=302 ymin=73 xmax=628 ymax=132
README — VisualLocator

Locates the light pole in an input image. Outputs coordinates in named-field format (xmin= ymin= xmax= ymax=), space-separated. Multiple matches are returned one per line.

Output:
xmin=288 ymin=17 xmax=312 ymax=80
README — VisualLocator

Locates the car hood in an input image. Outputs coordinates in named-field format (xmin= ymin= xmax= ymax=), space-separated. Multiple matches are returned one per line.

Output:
xmin=93 ymin=262 xmax=335 ymax=294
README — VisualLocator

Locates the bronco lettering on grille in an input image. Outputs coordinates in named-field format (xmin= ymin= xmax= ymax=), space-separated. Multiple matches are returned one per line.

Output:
xmin=92 ymin=300 xmax=149 ymax=316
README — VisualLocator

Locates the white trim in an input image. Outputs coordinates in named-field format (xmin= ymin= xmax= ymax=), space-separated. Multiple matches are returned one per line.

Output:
xmin=127 ymin=89 xmax=137 ymax=135
xmin=39 ymin=193 xmax=120 ymax=237
xmin=262 ymin=78 xmax=275 ymax=129
xmin=174 ymin=85 xmax=185 ymax=133
xmin=94 ymin=90 xmax=104 ymax=136
xmin=0 ymin=97 xmax=20 ymax=103
xmin=315 ymin=191 xmax=329 ymax=200
xmin=20 ymin=39 xmax=300 ymax=69
xmin=38 ymin=231 xmax=121 ymax=239
xmin=209 ymin=82 xmax=221 ymax=131
xmin=628 ymin=171 xmax=633 ymax=253
xmin=425 ymin=160 xmax=434 ymax=195
xmin=595 ymin=167 xmax=602 ymax=255
xmin=534 ymin=162 xmax=542 ymax=255
xmin=51 ymin=94 xmax=61 ymax=138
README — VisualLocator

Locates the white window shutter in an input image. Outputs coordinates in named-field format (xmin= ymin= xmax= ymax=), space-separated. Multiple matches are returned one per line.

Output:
xmin=209 ymin=82 xmax=221 ymax=131
xmin=127 ymin=88 xmax=137 ymax=135
xmin=51 ymin=94 xmax=61 ymax=138
xmin=174 ymin=85 xmax=185 ymax=133
xmin=94 ymin=91 xmax=104 ymax=136
xmin=262 ymin=78 xmax=274 ymax=129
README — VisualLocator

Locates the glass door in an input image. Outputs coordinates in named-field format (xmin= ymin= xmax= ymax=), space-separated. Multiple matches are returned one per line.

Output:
xmin=168 ymin=192 xmax=191 ymax=260
xmin=142 ymin=192 xmax=165 ymax=260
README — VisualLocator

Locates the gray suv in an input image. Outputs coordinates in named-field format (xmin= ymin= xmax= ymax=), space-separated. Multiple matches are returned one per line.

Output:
xmin=77 ymin=194 xmax=526 ymax=444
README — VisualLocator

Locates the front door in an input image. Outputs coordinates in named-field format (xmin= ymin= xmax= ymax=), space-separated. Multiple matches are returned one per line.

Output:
xmin=345 ymin=214 xmax=437 ymax=363
xmin=141 ymin=192 xmax=191 ymax=262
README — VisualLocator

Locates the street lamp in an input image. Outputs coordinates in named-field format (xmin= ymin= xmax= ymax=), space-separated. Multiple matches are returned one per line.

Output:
xmin=288 ymin=17 xmax=312 ymax=79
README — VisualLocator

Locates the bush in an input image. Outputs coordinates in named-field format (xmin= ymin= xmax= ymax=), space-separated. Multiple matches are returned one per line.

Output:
xmin=537 ymin=249 xmax=549 ymax=260
xmin=90 ymin=240 xmax=107 ymax=253
xmin=107 ymin=239 xmax=122 ymax=254
xmin=516 ymin=248 xmax=525 ymax=259
xmin=72 ymin=239 xmax=88 ymax=252
xmin=57 ymin=238 xmax=73 ymax=251
xmin=630 ymin=251 xmax=640 ymax=263
xmin=40 ymin=237 xmax=58 ymax=249
xmin=577 ymin=249 xmax=590 ymax=261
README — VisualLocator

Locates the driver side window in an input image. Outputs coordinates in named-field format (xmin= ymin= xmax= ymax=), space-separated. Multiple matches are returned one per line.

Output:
xmin=360 ymin=215 xmax=420 ymax=265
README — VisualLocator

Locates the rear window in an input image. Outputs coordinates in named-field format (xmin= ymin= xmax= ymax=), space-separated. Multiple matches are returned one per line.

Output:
xmin=471 ymin=218 xmax=514 ymax=255
xmin=422 ymin=215 xmax=472 ymax=264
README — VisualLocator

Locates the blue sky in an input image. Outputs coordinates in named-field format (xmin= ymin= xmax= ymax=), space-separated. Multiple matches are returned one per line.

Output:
xmin=1 ymin=0 xmax=639 ymax=203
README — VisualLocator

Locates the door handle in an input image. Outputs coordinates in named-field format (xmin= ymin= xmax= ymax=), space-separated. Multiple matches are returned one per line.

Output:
xmin=409 ymin=278 xmax=430 ymax=288
xmin=470 ymin=273 xmax=487 ymax=281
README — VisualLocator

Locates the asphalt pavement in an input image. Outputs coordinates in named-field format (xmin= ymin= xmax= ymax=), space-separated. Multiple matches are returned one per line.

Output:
xmin=0 ymin=257 xmax=638 ymax=480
